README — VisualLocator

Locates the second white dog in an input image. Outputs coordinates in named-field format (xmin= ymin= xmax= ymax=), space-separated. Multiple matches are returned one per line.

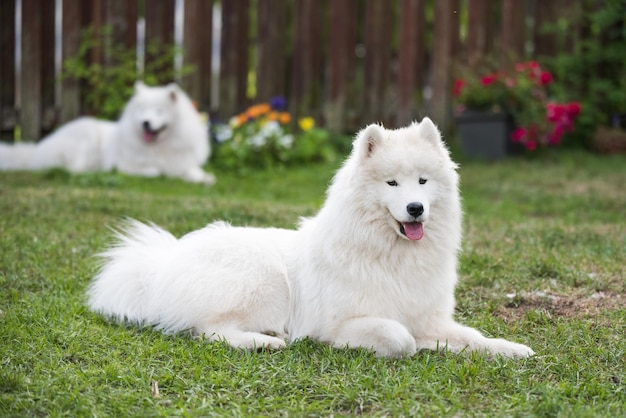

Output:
xmin=0 ymin=82 xmax=215 ymax=184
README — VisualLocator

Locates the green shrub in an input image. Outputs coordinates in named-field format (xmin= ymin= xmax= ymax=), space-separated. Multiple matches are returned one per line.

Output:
xmin=63 ymin=25 xmax=194 ymax=120
xmin=544 ymin=0 xmax=626 ymax=147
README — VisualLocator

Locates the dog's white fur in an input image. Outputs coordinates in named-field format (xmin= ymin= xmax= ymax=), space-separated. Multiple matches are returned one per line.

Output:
xmin=0 ymin=82 xmax=215 ymax=184
xmin=87 ymin=118 xmax=534 ymax=358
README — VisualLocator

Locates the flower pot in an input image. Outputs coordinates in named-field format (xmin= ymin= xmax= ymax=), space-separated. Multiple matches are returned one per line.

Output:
xmin=455 ymin=110 xmax=522 ymax=159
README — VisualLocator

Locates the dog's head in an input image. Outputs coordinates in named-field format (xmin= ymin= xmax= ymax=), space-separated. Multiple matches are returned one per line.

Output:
xmin=128 ymin=82 xmax=180 ymax=143
xmin=352 ymin=118 xmax=459 ymax=241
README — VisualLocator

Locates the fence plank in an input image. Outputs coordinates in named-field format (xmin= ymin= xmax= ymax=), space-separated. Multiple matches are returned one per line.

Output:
xmin=501 ymin=0 xmax=526 ymax=68
xmin=397 ymin=0 xmax=426 ymax=125
xmin=41 ymin=0 xmax=56 ymax=132
xmin=325 ymin=0 xmax=357 ymax=132
xmin=533 ymin=0 xmax=558 ymax=58
xmin=219 ymin=0 xmax=249 ymax=118
xmin=182 ymin=0 xmax=213 ymax=109
xmin=256 ymin=0 xmax=288 ymax=103
xmin=145 ymin=0 xmax=175 ymax=83
xmin=291 ymin=0 xmax=322 ymax=119
xmin=431 ymin=0 xmax=458 ymax=129
xmin=466 ymin=0 xmax=489 ymax=66
xmin=83 ymin=0 xmax=104 ymax=73
xmin=363 ymin=0 xmax=393 ymax=124
xmin=21 ymin=0 xmax=43 ymax=140
xmin=61 ymin=0 xmax=82 ymax=123
xmin=0 ymin=0 xmax=16 ymax=139
xmin=103 ymin=0 xmax=138 ymax=67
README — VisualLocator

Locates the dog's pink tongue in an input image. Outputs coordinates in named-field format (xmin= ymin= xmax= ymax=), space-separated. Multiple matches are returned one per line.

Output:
xmin=403 ymin=222 xmax=424 ymax=240
xmin=143 ymin=131 xmax=156 ymax=143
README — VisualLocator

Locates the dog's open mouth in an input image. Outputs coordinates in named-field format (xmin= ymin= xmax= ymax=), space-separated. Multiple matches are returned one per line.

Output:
xmin=398 ymin=221 xmax=424 ymax=241
xmin=143 ymin=125 xmax=167 ymax=143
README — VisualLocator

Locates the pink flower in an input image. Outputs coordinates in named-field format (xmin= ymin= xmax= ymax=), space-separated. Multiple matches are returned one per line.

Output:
xmin=511 ymin=127 xmax=526 ymax=143
xmin=548 ymin=125 xmax=564 ymax=145
xmin=525 ymin=139 xmax=538 ymax=151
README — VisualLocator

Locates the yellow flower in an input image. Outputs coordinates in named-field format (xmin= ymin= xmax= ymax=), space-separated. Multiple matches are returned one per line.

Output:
xmin=229 ymin=116 xmax=242 ymax=128
xmin=298 ymin=117 xmax=315 ymax=131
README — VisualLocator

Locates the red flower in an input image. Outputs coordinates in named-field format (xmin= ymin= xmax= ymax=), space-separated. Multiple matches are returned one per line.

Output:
xmin=480 ymin=74 xmax=498 ymax=86
xmin=540 ymin=71 xmax=553 ymax=85
xmin=453 ymin=79 xmax=465 ymax=96
xmin=568 ymin=102 xmax=581 ymax=117
xmin=547 ymin=102 xmax=565 ymax=122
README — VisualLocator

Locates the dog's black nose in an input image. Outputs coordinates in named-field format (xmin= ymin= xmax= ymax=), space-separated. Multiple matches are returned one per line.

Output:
xmin=142 ymin=121 xmax=151 ymax=131
xmin=406 ymin=202 xmax=424 ymax=217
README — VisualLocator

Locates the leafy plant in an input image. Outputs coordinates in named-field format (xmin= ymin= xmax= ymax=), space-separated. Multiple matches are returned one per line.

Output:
xmin=544 ymin=0 xmax=626 ymax=147
xmin=62 ymin=25 xmax=194 ymax=120
xmin=454 ymin=61 xmax=581 ymax=151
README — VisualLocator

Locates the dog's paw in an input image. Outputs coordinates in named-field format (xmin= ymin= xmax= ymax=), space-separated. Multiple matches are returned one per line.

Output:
xmin=332 ymin=317 xmax=417 ymax=358
xmin=373 ymin=332 xmax=417 ymax=358
xmin=184 ymin=170 xmax=216 ymax=185
xmin=204 ymin=330 xmax=286 ymax=351
xmin=485 ymin=338 xmax=535 ymax=359
xmin=198 ymin=172 xmax=216 ymax=186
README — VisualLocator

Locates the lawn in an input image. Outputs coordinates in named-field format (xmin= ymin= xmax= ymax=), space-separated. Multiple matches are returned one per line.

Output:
xmin=1 ymin=150 xmax=625 ymax=417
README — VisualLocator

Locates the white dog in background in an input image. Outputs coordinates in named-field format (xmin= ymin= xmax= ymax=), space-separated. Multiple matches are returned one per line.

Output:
xmin=87 ymin=118 xmax=534 ymax=359
xmin=0 ymin=82 xmax=215 ymax=184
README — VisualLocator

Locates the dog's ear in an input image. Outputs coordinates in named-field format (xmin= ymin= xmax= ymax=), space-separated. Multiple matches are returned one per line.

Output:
xmin=355 ymin=123 xmax=385 ymax=159
xmin=414 ymin=117 xmax=458 ymax=168
xmin=414 ymin=117 xmax=443 ymax=148
xmin=167 ymin=83 xmax=179 ymax=102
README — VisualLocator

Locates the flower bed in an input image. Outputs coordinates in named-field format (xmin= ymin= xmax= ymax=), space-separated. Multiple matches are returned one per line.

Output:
xmin=211 ymin=97 xmax=337 ymax=171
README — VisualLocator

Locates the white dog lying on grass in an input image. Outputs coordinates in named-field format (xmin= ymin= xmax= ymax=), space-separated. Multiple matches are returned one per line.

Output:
xmin=87 ymin=118 xmax=534 ymax=359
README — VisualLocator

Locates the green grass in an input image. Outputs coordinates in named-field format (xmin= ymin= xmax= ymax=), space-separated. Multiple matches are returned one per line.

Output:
xmin=1 ymin=151 xmax=625 ymax=417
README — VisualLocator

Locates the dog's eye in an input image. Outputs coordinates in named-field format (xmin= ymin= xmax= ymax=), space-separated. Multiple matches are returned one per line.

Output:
xmin=419 ymin=178 xmax=427 ymax=185
xmin=386 ymin=180 xmax=398 ymax=187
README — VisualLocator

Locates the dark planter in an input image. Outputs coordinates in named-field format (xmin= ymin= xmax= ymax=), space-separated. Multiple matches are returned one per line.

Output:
xmin=456 ymin=110 xmax=522 ymax=159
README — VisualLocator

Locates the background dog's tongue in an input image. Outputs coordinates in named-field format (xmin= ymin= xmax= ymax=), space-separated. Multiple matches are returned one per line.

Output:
xmin=143 ymin=131 xmax=156 ymax=142
xmin=403 ymin=222 xmax=424 ymax=240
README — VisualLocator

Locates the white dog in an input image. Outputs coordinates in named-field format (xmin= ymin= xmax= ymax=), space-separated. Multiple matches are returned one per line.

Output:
xmin=87 ymin=118 xmax=534 ymax=358
xmin=0 ymin=82 xmax=215 ymax=184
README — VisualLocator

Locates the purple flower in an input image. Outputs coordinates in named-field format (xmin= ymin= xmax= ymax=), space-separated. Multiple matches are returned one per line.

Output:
xmin=269 ymin=96 xmax=287 ymax=111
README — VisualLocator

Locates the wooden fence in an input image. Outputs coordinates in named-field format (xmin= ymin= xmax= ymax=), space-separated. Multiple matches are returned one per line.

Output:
xmin=0 ymin=0 xmax=577 ymax=141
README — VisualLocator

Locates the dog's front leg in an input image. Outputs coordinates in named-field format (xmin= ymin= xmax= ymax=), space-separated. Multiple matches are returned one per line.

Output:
xmin=414 ymin=320 xmax=535 ymax=359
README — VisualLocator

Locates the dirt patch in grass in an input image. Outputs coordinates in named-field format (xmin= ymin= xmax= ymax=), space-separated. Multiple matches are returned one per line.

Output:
xmin=497 ymin=291 xmax=624 ymax=322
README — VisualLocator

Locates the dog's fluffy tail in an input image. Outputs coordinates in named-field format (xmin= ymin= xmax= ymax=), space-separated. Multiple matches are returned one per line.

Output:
xmin=0 ymin=142 xmax=38 ymax=170
xmin=87 ymin=219 xmax=178 ymax=325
